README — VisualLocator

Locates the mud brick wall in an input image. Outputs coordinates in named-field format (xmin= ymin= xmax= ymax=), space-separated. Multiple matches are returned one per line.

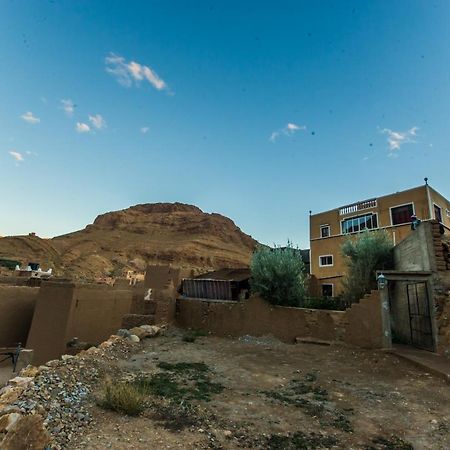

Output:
xmin=176 ymin=292 xmax=384 ymax=349
xmin=26 ymin=282 xmax=133 ymax=365
xmin=0 ymin=286 xmax=39 ymax=347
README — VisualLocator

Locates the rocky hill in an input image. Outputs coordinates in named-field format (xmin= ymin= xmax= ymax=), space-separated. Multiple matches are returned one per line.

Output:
xmin=0 ymin=203 xmax=258 ymax=280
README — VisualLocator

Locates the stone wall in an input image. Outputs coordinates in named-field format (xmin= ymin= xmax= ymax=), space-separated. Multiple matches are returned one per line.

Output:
xmin=393 ymin=221 xmax=450 ymax=355
xmin=176 ymin=291 xmax=384 ymax=349
xmin=0 ymin=286 xmax=39 ymax=347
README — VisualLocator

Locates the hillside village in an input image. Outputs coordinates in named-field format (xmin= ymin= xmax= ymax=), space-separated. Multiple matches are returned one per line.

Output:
xmin=0 ymin=181 xmax=449 ymax=449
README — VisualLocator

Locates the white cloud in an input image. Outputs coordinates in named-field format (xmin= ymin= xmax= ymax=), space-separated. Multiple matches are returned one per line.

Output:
xmin=76 ymin=122 xmax=90 ymax=133
xmin=140 ymin=126 xmax=150 ymax=134
xmin=89 ymin=114 xmax=107 ymax=130
xmin=9 ymin=151 xmax=24 ymax=162
xmin=61 ymin=99 xmax=75 ymax=116
xmin=269 ymin=122 xmax=306 ymax=142
xmin=20 ymin=111 xmax=40 ymax=124
xmin=381 ymin=126 xmax=418 ymax=152
xmin=105 ymin=52 xmax=169 ymax=92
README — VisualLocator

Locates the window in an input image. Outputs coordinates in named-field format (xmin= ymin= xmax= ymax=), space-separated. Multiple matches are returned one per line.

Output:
xmin=341 ymin=213 xmax=378 ymax=234
xmin=320 ymin=225 xmax=330 ymax=238
xmin=446 ymin=208 xmax=450 ymax=218
xmin=319 ymin=255 xmax=333 ymax=266
xmin=434 ymin=204 xmax=442 ymax=223
xmin=390 ymin=203 xmax=414 ymax=226
xmin=321 ymin=284 xmax=333 ymax=297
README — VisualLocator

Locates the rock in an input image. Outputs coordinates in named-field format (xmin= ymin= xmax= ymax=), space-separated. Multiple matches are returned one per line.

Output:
xmin=0 ymin=414 xmax=51 ymax=450
xmin=8 ymin=377 xmax=34 ymax=388
xmin=0 ymin=413 xmax=21 ymax=433
xmin=61 ymin=354 xmax=75 ymax=361
xmin=19 ymin=365 xmax=39 ymax=378
xmin=128 ymin=335 xmax=140 ymax=343
xmin=116 ymin=329 xmax=132 ymax=338
xmin=127 ymin=325 xmax=162 ymax=339
xmin=139 ymin=325 xmax=162 ymax=337
xmin=46 ymin=360 xmax=60 ymax=368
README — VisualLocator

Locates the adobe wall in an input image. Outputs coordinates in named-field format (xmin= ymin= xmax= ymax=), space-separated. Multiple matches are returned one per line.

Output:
xmin=26 ymin=282 xmax=76 ymax=365
xmin=66 ymin=285 xmax=133 ymax=345
xmin=27 ymin=282 xmax=133 ymax=365
xmin=176 ymin=292 xmax=384 ymax=349
xmin=0 ymin=286 xmax=39 ymax=347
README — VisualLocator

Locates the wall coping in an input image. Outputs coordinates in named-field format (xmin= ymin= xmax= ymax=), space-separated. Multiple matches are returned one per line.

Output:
xmin=177 ymin=296 xmax=346 ymax=315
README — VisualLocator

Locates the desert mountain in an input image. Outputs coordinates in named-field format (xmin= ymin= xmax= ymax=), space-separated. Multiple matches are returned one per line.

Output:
xmin=0 ymin=203 xmax=258 ymax=280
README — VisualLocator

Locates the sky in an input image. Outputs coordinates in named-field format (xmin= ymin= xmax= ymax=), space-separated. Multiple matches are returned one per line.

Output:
xmin=1 ymin=0 xmax=449 ymax=248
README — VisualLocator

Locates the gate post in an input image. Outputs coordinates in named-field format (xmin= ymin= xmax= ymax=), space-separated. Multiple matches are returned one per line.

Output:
xmin=377 ymin=274 xmax=392 ymax=349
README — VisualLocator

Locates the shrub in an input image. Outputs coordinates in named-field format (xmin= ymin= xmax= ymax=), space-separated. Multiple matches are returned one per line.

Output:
xmin=98 ymin=380 xmax=145 ymax=416
xmin=341 ymin=230 xmax=394 ymax=304
xmin=250 ymin=242 xmax=307 ymax=307
xmin=302 ymin=296 xmax=346 ymax=311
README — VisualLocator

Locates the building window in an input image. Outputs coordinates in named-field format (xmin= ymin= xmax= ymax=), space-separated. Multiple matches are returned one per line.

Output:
xmin=341 ymin=213 xmax=378 ymax=234
xmin=446 ymin=208 xmax=450 ymax=218
xmin=434 ymin=204 xmax=442 ymax=223
xmin=320 ymin=225 xmax=330 ymax=238
xmin=390 ymin=203 xmax=414 ymax=226
xmin=319 ymin=255 xmax=333 ymax=267
xmin=321 ymin=284 xmax=333 ymax=297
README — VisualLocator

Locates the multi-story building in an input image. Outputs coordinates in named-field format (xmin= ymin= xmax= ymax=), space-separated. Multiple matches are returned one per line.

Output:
xmin=310 ymin=181 xmax=450 ymax=297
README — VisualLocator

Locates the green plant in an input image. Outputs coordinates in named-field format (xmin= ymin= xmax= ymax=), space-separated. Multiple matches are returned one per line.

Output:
xmin=341 ymin=230 xmax=394 ymax=304
xmin=98 ymin=380 xmax=145 ymax=416
xmin=250 ymin=242 xmax=307 ymax=307
xmin=302 ymin=296 xmax=346 ymax=311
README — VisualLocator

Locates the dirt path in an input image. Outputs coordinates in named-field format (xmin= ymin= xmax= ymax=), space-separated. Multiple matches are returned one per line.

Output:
xmin=71 ymin=330 xmax=450 ymax=449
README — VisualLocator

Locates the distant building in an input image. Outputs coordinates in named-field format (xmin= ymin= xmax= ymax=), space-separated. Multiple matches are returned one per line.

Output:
xmin=310 ymin=182 xmax=450 ymax=297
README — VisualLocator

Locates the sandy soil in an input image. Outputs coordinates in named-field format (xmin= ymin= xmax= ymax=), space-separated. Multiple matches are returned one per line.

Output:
xmin=71 ymin=330 xmax=450 ymax=449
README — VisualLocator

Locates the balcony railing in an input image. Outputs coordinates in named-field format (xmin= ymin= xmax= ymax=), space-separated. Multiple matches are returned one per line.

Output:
xmin=339 ymin=198 xmax=377 ymax=216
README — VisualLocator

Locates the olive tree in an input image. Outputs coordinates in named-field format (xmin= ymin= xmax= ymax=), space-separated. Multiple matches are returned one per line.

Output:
xmin=250 ymin=243 xmax=307 ymax=307
xmin=341 ymin=230 xmax=394 ymax=304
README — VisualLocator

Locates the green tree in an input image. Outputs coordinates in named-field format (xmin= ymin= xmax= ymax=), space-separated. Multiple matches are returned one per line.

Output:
xmin=250 ymin=243 xmax=307 ymax=307
xmin=341 ymin=230 xmax=394 ymax=304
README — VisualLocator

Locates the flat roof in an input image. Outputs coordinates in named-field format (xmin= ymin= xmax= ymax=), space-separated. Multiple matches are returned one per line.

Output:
xmin=310 ymin=183 xmax=440 ymax=217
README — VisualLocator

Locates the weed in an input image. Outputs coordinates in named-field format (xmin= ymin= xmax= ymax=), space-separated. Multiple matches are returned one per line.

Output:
xmin=98 ymin=381 xmax=145 ymax=416
xmin=262 ymin=373 xmax=352 ymax=432
xmin=366 ymin=436 xmax=414 ymax=450
xmin=265 ymin=431 xmax=338 ymax=449
xmin=157 ymin=361 xmax=210 ymax=375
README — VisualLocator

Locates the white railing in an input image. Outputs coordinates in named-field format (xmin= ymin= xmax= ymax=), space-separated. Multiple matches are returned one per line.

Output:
xmin=339 ymin=198 xmax=377 ymax=216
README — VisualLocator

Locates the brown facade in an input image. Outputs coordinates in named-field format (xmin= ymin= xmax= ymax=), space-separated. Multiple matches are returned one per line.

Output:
xmin=26 ymin=282 xmax=133 ymax=364
xmin=310 ymin=184 xmax=450 ymax=296
xmin=0 ymin=286 xmax=39 ymax=347
xmin=176 ymin=292 xmax=384 ymax=349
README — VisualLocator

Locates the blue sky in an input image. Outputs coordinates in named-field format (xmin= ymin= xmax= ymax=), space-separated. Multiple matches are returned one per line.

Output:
xmin=1 ymin=1 xmax=449 ymax=248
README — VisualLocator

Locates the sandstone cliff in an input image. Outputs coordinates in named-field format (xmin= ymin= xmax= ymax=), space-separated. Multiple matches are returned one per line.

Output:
xmin=0 ymin=203 xmax=257 ymax=280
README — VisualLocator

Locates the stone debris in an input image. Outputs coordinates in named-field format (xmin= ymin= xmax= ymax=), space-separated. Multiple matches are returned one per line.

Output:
xmin=0 ymin=325 xmax=163 ymax=449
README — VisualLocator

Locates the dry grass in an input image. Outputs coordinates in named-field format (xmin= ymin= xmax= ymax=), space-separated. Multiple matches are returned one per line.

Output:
xmin=98 ymin=380 xmax=145 ymax=416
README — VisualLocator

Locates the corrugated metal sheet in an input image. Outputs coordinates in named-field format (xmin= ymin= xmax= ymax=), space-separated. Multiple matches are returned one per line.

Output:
xmin=182 ymin=279 xmax=234 ymax=300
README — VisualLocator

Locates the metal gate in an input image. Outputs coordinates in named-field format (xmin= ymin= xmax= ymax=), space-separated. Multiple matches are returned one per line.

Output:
xmin=406 ymin=282 xmax=434 ymax=351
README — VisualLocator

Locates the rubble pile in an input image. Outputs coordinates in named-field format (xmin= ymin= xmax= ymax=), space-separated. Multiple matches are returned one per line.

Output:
xmin=0 ymin=325 xmax=164 ymax=449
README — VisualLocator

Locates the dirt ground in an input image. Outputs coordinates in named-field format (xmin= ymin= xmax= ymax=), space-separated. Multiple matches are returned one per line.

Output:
xmin=71 ymin=329 xmax=450 ymax=449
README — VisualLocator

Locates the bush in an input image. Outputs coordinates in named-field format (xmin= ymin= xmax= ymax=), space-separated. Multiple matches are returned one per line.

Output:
xmin=250 ymin=242 xmax=307 ymax=307
xmin=302 ymin=296 xmax=346 ymax=311
xmin=98 ymin=380 xmax=145 ymax=416
xmin=341 ymin=230 xmax=394 ymax=304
